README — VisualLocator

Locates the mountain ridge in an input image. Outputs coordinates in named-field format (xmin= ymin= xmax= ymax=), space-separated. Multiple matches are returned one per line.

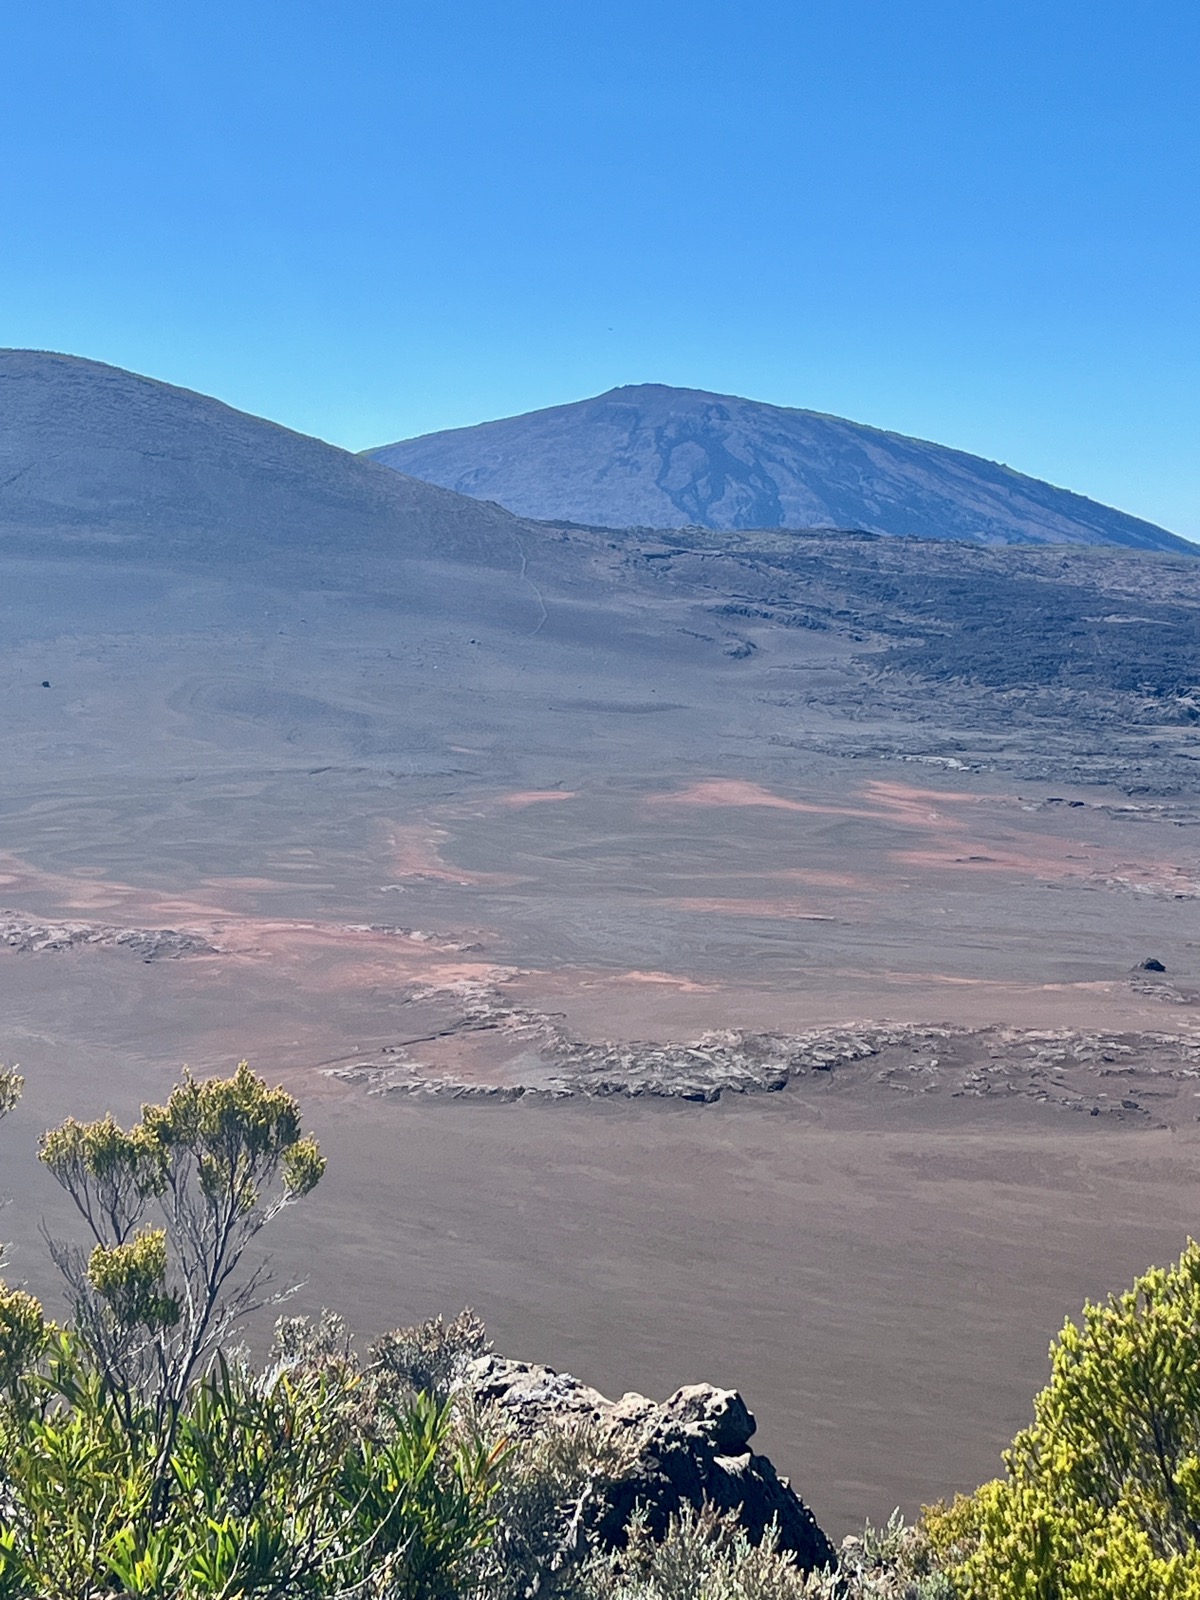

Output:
xmin=0 ymin=347 xmax=526 ymax=567
xmin=367 ymin=381 xmax=1193 ymax=554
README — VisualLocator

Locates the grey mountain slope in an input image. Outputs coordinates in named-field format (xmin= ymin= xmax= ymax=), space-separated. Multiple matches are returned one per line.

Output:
xmin=0 ymin=349 xmax=525 ymax=567
xmin=368 ymin=382 xmax=1192 ymax=554
xmin=0 ymin=348 xmax=1199 ymax=801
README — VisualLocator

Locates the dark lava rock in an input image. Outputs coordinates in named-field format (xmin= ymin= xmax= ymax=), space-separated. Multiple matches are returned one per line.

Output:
xmin=463 ymin=1355 xmax=835 ymax=1573
xmin=1140 ymin=957 xmax=1167 ymax=972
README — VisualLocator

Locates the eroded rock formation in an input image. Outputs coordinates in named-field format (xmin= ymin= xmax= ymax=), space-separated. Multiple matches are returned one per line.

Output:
xmin=464 ymin=1354 xmax=835 ymax=1572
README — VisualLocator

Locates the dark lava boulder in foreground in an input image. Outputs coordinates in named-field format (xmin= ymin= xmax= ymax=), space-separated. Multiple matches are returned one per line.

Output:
xmin=466 ymin=1355 xmax=835 ymax=1571
xmin=369 ymin=382 xmax=1193 ymax=553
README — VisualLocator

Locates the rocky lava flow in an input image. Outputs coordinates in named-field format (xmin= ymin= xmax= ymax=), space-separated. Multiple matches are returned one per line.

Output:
xmin=0 ymin=911 xmax=217 ymax=961
xmin=324 ymin=999 xmax=1200 ymax=1121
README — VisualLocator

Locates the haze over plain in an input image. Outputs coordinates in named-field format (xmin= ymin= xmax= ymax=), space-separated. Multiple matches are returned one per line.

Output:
xmin=3 ymin=349 xmax=1200 ymax=1532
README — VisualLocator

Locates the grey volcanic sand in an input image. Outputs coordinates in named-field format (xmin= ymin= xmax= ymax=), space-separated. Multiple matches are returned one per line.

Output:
xmin=2 ymin=1059 xmax=1197 ymax=1538
xmin=2 ymin=553 xmax=1200 ymax=1536
xmin=1 ymin=755 xmax=1199 ymax=1536
xmin=4 ymin=355 xmax=1200 ymax=1540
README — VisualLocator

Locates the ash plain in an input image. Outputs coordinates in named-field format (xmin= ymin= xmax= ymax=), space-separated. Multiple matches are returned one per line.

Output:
xmin=3 ymin=483 xmax=1200 ymax=1531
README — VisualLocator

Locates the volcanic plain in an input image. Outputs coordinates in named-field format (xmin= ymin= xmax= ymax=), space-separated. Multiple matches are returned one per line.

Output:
xmin=3 ymin=351 xmax=1200 ymax=1534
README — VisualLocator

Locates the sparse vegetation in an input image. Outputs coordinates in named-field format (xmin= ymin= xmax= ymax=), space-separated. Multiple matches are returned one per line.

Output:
xmin=0 ymin=1066 xmax=503 ymax=1598
xmin=924 ymin=1240 xmax=1200 ymax=1598
xmin=8 ymin=1063 xmax=1200 ymax=1596
xmin=372 ymin=1308 xmax=493 ymax=1406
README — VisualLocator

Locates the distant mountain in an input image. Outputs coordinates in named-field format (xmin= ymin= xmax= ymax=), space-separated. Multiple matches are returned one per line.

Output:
xmin=0 ymin=348 xmax=523 ymax=566
xmin=2 ymin=349 xmax=1199 ymax=807
xmin=367 ymin=383 xmax=1193 ymax=554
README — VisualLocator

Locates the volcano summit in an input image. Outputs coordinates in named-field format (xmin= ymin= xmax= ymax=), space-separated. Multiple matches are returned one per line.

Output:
xmin=369 ymin=383 xmax=1191 ymax=553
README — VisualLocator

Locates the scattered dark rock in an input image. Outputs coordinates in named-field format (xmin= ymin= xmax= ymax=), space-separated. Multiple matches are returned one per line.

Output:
xmin=463 ymin=1356 xmax=835 ymax=1573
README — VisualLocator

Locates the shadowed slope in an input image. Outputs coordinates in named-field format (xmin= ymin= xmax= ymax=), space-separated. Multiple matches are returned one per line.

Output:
xmin=368 ymin=382 xmax=1192 ymax=554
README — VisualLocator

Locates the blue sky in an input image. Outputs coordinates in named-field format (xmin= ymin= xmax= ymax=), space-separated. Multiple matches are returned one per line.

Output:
xmin=3 ymin=0 xmax=1197 ymax=537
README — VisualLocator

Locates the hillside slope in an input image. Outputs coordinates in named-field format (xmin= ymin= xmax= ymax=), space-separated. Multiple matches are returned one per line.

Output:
xmin=368 ymin=382 xmax=1192 ymax=553
xmin=0 ymin=348 xmax=524 ymax=566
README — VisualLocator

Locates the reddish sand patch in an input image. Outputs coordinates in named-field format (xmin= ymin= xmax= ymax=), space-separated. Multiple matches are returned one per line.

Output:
xmin=647 ymin=777 xmax=1004 ymax=829
xmin=0 ymin=850 xmax=240 ymax=920
xmin=637 ymin=779 xmax=1198 ymax=896
xmin=189 ymin=919 xmax=512 ymax=999
xmin=495 ymin=790 xmax=580 ymax=809
xmin=610 ymin=970 xmax=717 ymax=993
xmin=642 ymin=777 xmax=981 ymax=828
xmin=644 ymin=779 xmax=853 ymax=814
xmin=0 ymin=848 xmax=508 ymax=996
xmin=776 ymin=868 xmax=874 ymax=891
xmin=664 ymin=897 xmax=839 ymax=920
xmin=387 ymin=824 xmax=518 ymax=886
xmin=860 ymin=780 xmax=989 ymax=809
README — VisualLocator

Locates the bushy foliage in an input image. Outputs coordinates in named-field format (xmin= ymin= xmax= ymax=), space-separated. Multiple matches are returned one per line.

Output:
xmin=0 ymin=1065 xmax=503 ymax=1598
xmin=805 ymin=1513 xmax=954 ymax=1600
xmin=0 ymin=1073 xmax=21 ymax=1124
xmin=0 ymin=1319 xmax=501 ymax=1598
xmin=372 ymin=1308 xmax=492 ymax=1405
xmin=575 ymin=1504 xmax=812 ymax=1600
xmin=477 ymin=1412 xmax=642 ymax=1600
xmin=924 ymin=1239 xmax=1200 ymax=1599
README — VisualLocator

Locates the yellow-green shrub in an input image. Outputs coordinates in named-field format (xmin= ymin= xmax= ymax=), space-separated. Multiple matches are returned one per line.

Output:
xmin=926 ymin=1241 xmax=1200 ymax=1599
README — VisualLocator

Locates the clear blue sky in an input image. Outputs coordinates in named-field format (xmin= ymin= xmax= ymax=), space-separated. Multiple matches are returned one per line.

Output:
xmin=3 ymin=1 xmax=1197 ymax=536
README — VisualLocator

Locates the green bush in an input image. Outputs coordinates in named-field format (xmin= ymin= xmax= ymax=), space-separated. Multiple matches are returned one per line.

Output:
xmin=0 ymin=1064 xmax=504 ymax=1599
xmin=0 ymin=1321 xmax=500 ymax=1598
xmin=576 ymin=1504 xmax=813 ymax=1600
xmin=372 ymin=1308 xmax=492 ymax=1406
xmin=925 ymin=1240 xmax=1200 ymax=1599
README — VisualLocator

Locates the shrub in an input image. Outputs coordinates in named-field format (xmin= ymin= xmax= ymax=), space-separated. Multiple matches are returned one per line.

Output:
xmin=372 ymin=1307 xmax=492 ymax=1404
xmin=575 ymin=1503 xmax=812 ymax=1600
xmin=0 ymin=1065 xmax=503 ymax=1598
xmin=804 ymin=1511 xmax=954 ymax=1599
xmin=475 ymin=1411 xmax=641 ymax=1600
xmin=0 ymin=1326 xmax=501 ymax=1598
xmin=925 ymin=1239 xmax=1200 ymax=1599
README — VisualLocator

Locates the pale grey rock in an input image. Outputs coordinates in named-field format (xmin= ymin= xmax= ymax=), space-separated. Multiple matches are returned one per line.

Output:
xmin=0 ymin=912 xmax=215 ymax=960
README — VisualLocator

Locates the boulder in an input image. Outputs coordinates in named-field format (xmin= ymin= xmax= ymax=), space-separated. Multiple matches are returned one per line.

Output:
xmin=464 ymin=1355 xmax=835 ymax=1573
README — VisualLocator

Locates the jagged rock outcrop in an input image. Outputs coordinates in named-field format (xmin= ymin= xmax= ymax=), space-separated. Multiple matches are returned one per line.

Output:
xmin=464 ymin=1355 xmax=835 ymax=1573
xmin=0 ymin=912 xmax=216 ymax=960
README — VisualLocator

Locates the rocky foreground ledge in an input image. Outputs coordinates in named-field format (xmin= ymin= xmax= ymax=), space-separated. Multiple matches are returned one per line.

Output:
xmin=463 ymin=1354 xmax=835 ymax=1572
